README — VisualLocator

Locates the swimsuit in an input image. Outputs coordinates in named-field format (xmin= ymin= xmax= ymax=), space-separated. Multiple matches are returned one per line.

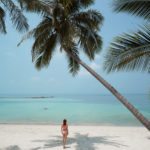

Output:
xmin=62 ymin=130 xmax=67 ymax=135
xmin=62 ymin=128 xmax=67 ymax=135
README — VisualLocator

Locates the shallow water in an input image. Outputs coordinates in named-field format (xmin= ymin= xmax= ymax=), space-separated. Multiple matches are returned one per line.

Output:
xmin=0 ymin=94 xmax=150 ymax=126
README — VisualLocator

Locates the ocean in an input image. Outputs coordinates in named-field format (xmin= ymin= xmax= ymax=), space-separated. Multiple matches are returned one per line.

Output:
xmin=0 ymin=94 xmax=150 ymax=126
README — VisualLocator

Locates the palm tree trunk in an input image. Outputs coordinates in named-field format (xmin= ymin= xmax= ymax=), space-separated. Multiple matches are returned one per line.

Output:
xmin=65 ymin=50 xmax=150 ymax=131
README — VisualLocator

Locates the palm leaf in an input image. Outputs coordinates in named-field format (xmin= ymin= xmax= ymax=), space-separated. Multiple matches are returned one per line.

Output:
xmin=64 ymin=42 xmax=80 ymax=76
xmin=59 ymin=0 xmax=94 ymax=14
xmin=17 ymin=17 xmax=53 ymax=47
xmin=79 ymin=0 xmax=94 ymax=8
xmin=72 ymin=10 xmax=104 ymax=31
xmin=18 ymin=0 xmax=52 ymax=15
xmin=35 ymin=33 xmax=57 ymax=69
xmin=77 ymin=24 xmax=102 ymax=60
xmin=113 ymin=0 xmax=150 ymax=20
xmin=103 ymin=24 xmax=150 ymax=73
xmin=17 ymin=0 xmax=23 ymax=8
xmin=32 ymin=18 xmax=53 ymax=61
xmin=71 ymin=9 xmax=103 ymax=60
xmin=0 ymin=6 xmax=6 ymax=33
xmin=17 ymin=29 xmax=35 ymax=46
xmin=33 ymin=17 xmax=53 ymax=38
xmin=1 ymin=0 xmax=28 ymax=32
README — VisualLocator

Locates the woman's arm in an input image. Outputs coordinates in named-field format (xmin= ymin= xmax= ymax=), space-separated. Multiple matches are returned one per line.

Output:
xmin=67 ymin=125 xmax=69 ymax=135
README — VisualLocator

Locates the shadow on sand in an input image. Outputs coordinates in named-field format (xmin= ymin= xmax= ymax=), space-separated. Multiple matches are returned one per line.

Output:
xmin=1 ymin=145 xmax=42 ymax=150
xmin=32 ymin=133 xmax=128 ymax=150
xmin=1 ymin=145 xmax=21 ymax=150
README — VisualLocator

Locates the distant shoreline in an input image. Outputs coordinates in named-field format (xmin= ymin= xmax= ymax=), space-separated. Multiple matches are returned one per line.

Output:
xmin=0 ymin=96 xmax=55 ymax=99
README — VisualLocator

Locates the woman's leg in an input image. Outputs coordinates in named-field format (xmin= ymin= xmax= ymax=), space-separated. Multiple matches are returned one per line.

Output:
xmin=64 ymin=135 xmax=67 ymax=148
xmin=63 ymin=135 xmax=65 ymax=148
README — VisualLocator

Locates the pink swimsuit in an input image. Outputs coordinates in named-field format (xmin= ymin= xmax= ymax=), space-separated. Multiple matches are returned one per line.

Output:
xmin=62 ymin=125 xmax=68 ymax=136
xmin=62 ymin=130 xmax=67 ymax=135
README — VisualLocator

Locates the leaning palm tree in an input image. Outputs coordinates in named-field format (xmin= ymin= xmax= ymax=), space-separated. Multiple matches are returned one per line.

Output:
xmin=0 ymin=0 xmax=29 ymax=34
xmin=103 ymin=0 xmax=150 ymax=73
xmin=18 ymin=0 xmax=150 ymax=131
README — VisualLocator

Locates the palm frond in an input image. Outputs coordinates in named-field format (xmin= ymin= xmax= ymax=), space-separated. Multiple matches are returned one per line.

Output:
xmin=113 ymin=0 xmax=150 ymax=20
xmin=34 ymin=33 xmax=57 ymax=70
xmin=63 ymin=0 xmax=79 ymax=14
xmin=1 ymin=0 xmax=28 ymax=32
xmin=33 ymin=17 xmax=53 ymax=38
xmin=64 ymin=42 xmax=80 ymax=76
xmin=0 ymin=6 xmax=6 ymax=33
xmin=58 ymin=20 xmax=76 ymax=49
xmin=32 ymin=18 xmax=53 ymax=61
xmin=18 ymin=17 xmax=53 ymax=46
xmin=17 ymin=29 xmax=35 ymax=46
xmin=103 ymin=24 xmax=150 ymax=73
xmin=61 ymin=0 xmax=72 ymax=14
xmin=59 ymin=0 xmax=94 ymax=14
xmin=72 ymin=10 xmax=104 ymax=31
xmin=79 ymin=0 xmax=94 ymax=8
xmin=18 ymin=0 xmax=52 ymax=15
xmin=77 ymin=24 xmax=102 ymax=60
xmin=17 ymin=0 xmax=23 ymax=8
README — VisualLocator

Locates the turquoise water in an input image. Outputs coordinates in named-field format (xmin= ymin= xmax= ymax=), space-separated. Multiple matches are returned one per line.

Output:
xmin=0 ymin=94 xmax=150 ymax=126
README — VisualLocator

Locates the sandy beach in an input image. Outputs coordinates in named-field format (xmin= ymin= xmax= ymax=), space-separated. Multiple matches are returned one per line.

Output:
xmin=0 ymin=124 xmax=150 ymax=150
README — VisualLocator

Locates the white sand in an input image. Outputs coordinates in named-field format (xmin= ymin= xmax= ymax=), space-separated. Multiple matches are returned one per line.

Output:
xmin=0 ymin=124 xmax=150 ymax=150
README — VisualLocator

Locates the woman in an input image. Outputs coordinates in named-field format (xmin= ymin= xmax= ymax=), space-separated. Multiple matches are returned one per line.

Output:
xmin=61 ymin=119 xmax=68 ymax=149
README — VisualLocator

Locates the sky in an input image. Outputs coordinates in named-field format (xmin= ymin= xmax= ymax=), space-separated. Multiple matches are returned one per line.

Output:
xmin=0 ymin=0 xmax=150 ymax=96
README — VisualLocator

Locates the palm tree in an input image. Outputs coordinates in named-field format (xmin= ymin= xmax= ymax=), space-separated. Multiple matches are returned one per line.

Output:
xmin=0 ymin=0 xmax=29 ymax=34
xmin=18 ymin=0 xmax=150 ymax=131
xmin=103 ymin=0 xmax=150 ymax=73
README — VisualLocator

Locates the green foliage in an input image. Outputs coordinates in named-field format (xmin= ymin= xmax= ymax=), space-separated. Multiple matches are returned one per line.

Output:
xmin=35 ymin=33 xmax=57 ymax=69
xmin=0 ymin=0 xmax=28 ymax=33
xmin=113 ymin=0 xmax=150 ymax=20
xmin=19 ymin=0 xmax=103 ymax=76
xmin=103 ymin=24 xmax=150 ymax=73
xmin=103 ymin=0 xmax=150 ymax=74
xmin=66 ymin=42 xmax=80 ymax=76
xmin=17 ymin=0 xmax=52 ymax=15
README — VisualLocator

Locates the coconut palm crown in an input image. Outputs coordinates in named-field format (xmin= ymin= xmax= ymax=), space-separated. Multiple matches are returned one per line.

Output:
xmin=0 ymin=0 xmax=29 ymax=34
xmin=19 ymin=0 xmax=103 ymax=76
xmin=103 ymin=0 xmax=150 ymax=73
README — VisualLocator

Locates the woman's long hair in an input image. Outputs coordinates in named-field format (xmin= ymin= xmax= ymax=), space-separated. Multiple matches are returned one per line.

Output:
xmin=63 ymin=119 xmax=67 ymax=125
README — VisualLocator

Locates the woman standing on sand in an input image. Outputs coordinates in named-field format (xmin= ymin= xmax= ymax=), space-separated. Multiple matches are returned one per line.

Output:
xmin=61 ymin=119 xmax=68 ymax=149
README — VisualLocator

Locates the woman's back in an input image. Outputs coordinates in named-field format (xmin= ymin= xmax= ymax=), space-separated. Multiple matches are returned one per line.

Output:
xmin=62 ymin=124 xmax=68 ymax=130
